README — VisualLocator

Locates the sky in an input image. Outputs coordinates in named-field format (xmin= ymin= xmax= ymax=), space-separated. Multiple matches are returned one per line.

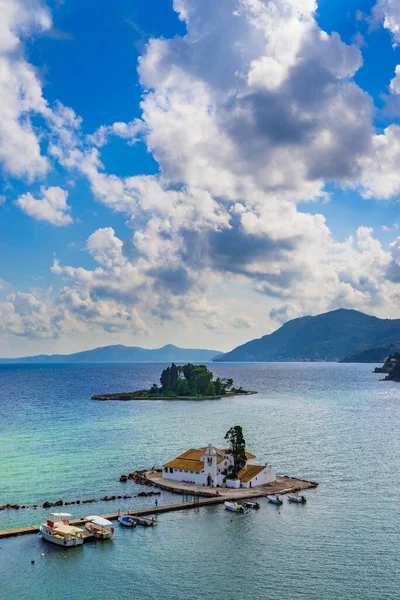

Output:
xmin=1 ymin=0 xmax=400 ymax=357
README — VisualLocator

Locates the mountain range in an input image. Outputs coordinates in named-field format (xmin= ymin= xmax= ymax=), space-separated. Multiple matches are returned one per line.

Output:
xmin=0 ymin=344 xmax=222 ymax=364
xmin=2 ymin=309 xmax=400 ymax=364
xmin=215 ymin=309 xmax=400 ymax=362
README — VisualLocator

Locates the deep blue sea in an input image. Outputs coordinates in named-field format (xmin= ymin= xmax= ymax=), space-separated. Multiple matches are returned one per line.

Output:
xmin=0 ymin=362 xmax=399 ymax=599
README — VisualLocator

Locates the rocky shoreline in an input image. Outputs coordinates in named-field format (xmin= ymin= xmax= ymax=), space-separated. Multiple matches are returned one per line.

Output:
xmin=374 ymin=353 xmax=400 ymax=381
xmin=92 ymin=391 xmax=258 ymax=401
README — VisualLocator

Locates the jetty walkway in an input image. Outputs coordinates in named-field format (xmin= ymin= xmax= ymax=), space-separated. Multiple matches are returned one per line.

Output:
xmin=0 ymin=475 xmax=317 ymax=540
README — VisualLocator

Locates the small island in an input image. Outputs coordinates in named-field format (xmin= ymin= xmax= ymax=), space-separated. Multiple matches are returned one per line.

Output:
xmin=374 ymin=353 xmax=400 ymax=381
xmin=91 ymin=363 xmax=256 ymax=400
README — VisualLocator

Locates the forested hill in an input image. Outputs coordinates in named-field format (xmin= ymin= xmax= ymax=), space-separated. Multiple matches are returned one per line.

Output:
xmin=0 ymin=344 xmax=222 ymax=364
xmin=215 ymin=309 xmax=400 ymax=362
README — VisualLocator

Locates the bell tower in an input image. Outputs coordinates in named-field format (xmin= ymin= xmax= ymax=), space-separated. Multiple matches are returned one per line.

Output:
xmin=203 ymin=443 xmax=217 ymax=486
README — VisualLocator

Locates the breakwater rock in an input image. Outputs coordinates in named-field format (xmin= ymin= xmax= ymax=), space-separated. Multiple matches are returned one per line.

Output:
xmin=0 ymin=490 xmax=160 ymax=512
xmin=120 ymin=470 xmax=160 ymax=486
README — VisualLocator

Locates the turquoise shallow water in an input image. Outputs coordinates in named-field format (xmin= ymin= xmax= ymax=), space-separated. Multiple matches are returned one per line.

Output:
xmin=0 ymin=362 xmax=399 ymax=599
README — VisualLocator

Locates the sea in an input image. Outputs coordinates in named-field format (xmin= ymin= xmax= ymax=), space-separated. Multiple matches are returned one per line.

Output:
xmin=0 ymin=362 xmax=399 ymax=600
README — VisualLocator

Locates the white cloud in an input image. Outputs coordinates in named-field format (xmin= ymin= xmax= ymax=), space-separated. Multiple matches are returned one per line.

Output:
xmin=0 ymin=0 xmax=52 ymax=180
xmin=86 ymin=119 xmax=145 ymax=147
xmin=357 ymin=125 xmax=400 ymax=199
xmin=1 ymin=0 xmax=400 ymax=345
xmin=390 ymin=64 xmax=400 ymax=93
xmin=15 ymin=186 xmax=73 ymax=226
xmin=373 ymin=0 xmax=400 ymax=45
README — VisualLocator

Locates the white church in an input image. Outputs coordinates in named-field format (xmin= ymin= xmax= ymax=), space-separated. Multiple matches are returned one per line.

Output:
xmin=163 ymin=443 xmax=276 ymax=489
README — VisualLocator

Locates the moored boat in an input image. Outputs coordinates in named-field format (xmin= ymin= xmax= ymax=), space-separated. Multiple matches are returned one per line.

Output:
xmin=224 ymin=501 xmax=245 ymax=513
xmin=39 ymin=521 xmax=84 ymax=547
xmin=267 ymin=495 xmax=283 ymax=505
xmin=85 ymin=515 xmax=115 ymax=539
xmin=118 ymin=515 xmax=137 ymax=527
xmin=242 ymin=501 xmax=260 ymax=509
xmin=39 ymin=512 xmax=86 ymax=546
xmin=287 ymin=494 xmax=306 ymax=504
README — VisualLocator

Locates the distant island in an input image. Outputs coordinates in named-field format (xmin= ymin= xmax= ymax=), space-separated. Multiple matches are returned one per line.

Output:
xmin=0 ymin=344 xmax=223 ymax=364
xmin=374 ymin=353 xmax=400 ymax=381
xmin=214 ymin=309 xmax=400 ymax=363
xmin=92 ymin=363 xmax=256 ymax=401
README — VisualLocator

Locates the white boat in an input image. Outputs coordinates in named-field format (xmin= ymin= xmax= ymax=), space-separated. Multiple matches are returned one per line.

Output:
xmin=39 ymin=512 xmax=85 ymax=547
xmin=242 ymin=501 xmax=260 ymax=509
xmin=39 ymin=522 xmax=84 ymax=547
xmin=267 ymin=495 xmax=283 ymax=505
xmin=224 ymin=501 xmax=245 ymax=513
xmin=85 ymin=515 xmax=115 ymax=539
xmin=118 ymin=515 xmax=137 ymax=527
xmin=287 ymin=494 xmax=306 ymax=504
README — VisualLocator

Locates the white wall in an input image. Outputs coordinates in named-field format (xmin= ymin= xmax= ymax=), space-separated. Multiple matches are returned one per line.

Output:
xmin=240 ymin=465 xmax=276 ymax=488
xmin=226 ymin=479 xmax=240 ymax=488
xmin=163 ymin=468 xmax=205 ymax=485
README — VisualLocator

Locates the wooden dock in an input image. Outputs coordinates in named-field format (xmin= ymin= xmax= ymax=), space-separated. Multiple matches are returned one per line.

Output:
xmin=0 ymin=478 xmax=317 ymax=540
xmin=0 ymin=500 xmax=219 ymax=539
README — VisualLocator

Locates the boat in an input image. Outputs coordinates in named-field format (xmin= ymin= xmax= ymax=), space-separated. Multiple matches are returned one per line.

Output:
xmin=267 ymin=495 xmax=283 ymax=505
xmin=224 ymin=501 xmax=245 ymax=513
xmin=118 ymin=515 xmax=137 ymax=527
xmin=85 ymin=515 xmax=115 ymax=539
xmin=39 ymin=512 xmax=87 ymax=546
xmin=242 ymin=501 xmax=260 ymax=509
xmin=39 ymin=513 xmax=85 ymax=547
xmin=287 ymin=494 xmax=306 ymax=504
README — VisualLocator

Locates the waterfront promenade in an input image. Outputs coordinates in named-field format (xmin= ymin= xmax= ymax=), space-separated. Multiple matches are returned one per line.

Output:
xmin=145 ymin=471 xmax=316 ymax=497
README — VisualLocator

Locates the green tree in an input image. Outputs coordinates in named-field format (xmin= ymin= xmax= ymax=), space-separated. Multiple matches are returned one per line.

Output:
xmin=160 ymin=366 xmax=171 ymax=391
xmin=150 ymin=383 xmax=159 ymax=395
xmin=176 ymin=378 xmax=190 ymax=396
xmin=205 ymin=381 xmax=216 ymax=396
xmin=221 ymin=378 xmax=234 ymax=392
xmin=158 ymin=363 xmax=241 ymax=397
xmin=214 ymin=377 xmax=223 ymax=395
xmin=182 ymin=363 xmax=195 ymax=385
xmin=190 ymin=365 xmax=213 ymax=394
xmin=224 ymin=426 xmax=247 ymax=477
xmin=169 ymin=363 xmax=179 ymax=391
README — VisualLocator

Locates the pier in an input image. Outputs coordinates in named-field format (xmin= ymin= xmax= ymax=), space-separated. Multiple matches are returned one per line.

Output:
xmin=0 ymin=475 xmax=317 ymax=540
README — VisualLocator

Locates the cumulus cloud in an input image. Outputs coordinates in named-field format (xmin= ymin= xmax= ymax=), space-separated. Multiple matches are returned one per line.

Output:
xmin=1 ymin=0 xmax=400 ymax=342
xmin=15 ymin=186 xmax=73 ymax=226
xmin=86 ymin=119 xmax=145 ymax=147
xmin=373 ymin=0 xmax=400 ymax=45
xmin=387 ymin=236 xmax=400 ymax=282
xmin=0 ymin=0 xmax=52 ymax=179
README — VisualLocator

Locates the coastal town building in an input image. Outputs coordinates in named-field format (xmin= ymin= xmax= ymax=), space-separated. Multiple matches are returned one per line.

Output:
xmin=163 ymin=443 xmax=276 ymax=488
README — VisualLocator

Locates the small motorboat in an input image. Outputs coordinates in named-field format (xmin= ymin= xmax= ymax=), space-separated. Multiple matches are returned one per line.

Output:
xmin=242 ymin=501 xmax=260 ymax=509
xmin=288 ymin=494 xmax=306 ymax=504
xmin=118 ymin=515 xmax=137 ymax=527
xmin=267 ymin=495 xmax=283 ymax=505
xmin=85 ymin=515 xmax=115 ymax=539
xmin=224 ymin=501 xmax=245 ymax=513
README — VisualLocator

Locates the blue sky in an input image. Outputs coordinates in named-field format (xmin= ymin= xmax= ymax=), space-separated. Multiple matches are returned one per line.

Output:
xmin=0 ymin=0 xmax=400 ymax=356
